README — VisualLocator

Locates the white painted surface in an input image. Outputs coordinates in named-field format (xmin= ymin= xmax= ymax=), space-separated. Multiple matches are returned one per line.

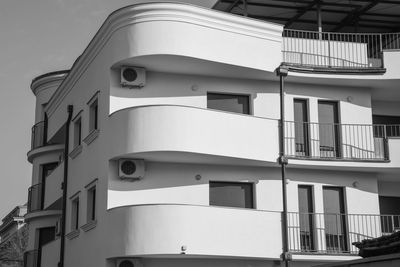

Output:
xmin=108 ymin=105 xmax=279 ymax=164
xmin=106 ymin=204 xmax=282 ymax=259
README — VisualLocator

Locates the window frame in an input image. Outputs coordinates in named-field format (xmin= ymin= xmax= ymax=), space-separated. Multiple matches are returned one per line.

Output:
xmin=207 ymin=92 xmax=252 ymax=115
xmin=69 ymin=192 xmax=80 ymax=232
xmin=209 ymin=181 xmax=255 ymax=209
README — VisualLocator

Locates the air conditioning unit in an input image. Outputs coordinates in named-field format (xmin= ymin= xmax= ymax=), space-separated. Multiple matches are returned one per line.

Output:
xmin=116 ymin=259 xmax=143 ymax=267
xmin=120 ymin=66 xmax=146 ymax=88
xmin=118 ymin=159 xmax=145 ymax=180
xmin=55 ymin=220 xmax=61 ymax=236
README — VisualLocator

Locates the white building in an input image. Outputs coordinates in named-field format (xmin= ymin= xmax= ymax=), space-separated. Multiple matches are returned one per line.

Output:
xmin=24 ymin=2 xmax=400 ymax=267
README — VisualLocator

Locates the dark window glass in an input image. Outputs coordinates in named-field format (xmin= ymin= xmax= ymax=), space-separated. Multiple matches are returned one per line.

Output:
xmin=209 ymin=182 xmax=253 ymax=208
xmin=318 ymin=101 xmax=340 ymax=158
xmin=71 ymin=198 xmax=79 ymax=230
xmin=379 ymin=196 xmax=400 ymax=233
xmin=294 ymin=99 xmax=309 ymax=156
xmin=207 ymin=93 xmax=250 ymax=114
xmin=74 ymin=118 xmax=82 ymax=147
xmin=87 ymin=187 xmax=96 ymax=221
xmin=298 ymin=185 xmax=314 ymax=251
xmin=90 ymin=100 xmax=98 ymax=132
xmin=323 ymin=187 xmax=348 ymax=252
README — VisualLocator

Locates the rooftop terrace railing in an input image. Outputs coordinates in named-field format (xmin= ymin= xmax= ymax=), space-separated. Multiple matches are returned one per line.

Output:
xmin=284 ymin=122 xmax=400 ymax=161
xmin=282 ymin=29 xmax=400 ymax=69
xmin=288 ymin=212 xmax=400 ymax=255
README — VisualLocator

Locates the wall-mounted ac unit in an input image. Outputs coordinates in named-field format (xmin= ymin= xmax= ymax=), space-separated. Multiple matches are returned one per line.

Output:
xmin=116 ymin=259 xmax=143 ymax=267
xmin=118 ymin=159 xmax=145 ymax=180
xmin=120 ymin=66 xmax=146 ymax=88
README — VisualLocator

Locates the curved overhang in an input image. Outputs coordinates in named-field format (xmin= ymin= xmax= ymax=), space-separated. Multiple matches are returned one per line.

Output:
xmin=24 ymin=210 xmax=62 ymax=223
xmin=30 ymin=70 xmax=69 ymax=96
xmin=27 ymin=144 xmax=64 ymax=163
xmin=106 ymin=204 xmax=282 ymax=259
xmin=44 ymin=2 xmax=283 ymax=116
xmin=108 ymin=105 xmax=279 ymax=166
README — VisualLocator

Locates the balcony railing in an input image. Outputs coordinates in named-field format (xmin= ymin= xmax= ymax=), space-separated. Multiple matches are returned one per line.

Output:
xmin=288 ymin=212 xmax=400 ymax=255
xmin=31 ymin=121 xmax=46 ymax=150
xmin=283 ymin=29 xmax=400 ymax=69
xmin=24 ymin=250 xmax=39 ymax=267
xmin=284 ymin=122 xmax=400 ymax=161
xmin=27 ymin=183 xmax=43 ymax=213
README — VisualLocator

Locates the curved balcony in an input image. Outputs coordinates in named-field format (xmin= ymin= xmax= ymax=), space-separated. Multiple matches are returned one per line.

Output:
xmin=108 ymin=105 xmax=279 ymax=166
xmin=106 ymin=204 xmax=282 ymax=259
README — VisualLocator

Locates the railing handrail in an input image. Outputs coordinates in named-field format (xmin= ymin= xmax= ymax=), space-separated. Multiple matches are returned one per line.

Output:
xmin=284 ymin=28 xmax=400 ymax=37
xmin=284 ymin=120 xmax=400 ymax=128
xmin=288 ymin=211 xmax=400 ymax=217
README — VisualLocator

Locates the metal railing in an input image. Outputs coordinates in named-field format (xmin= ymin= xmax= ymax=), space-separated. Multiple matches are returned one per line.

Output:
xmin=24 ymin=250 xmax=39 ymax=267
xmin=284 ymin=121 xmax=400 ymax=161
xmin=31 ymin=121 xmax=46 ymax=150
xmin=288 ymin=212 xmax=400 ymax=254
xmin=27 ymin=183 xmax=43 ymax=213
xmin=283 ymin=29 xmax=400 ymax=69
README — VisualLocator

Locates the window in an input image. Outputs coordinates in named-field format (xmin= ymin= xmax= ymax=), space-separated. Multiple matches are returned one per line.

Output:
xmin=209 ymin=181 xmax=254 ymax=208
xmin=73 ymin=117 xmax=82 ymax=147
xmin=322 ymin=186 xmax=347 ymax=252
xmin=207 ymin=93 xmax=250 ymax=114
xmin=294 ymin=99 xmax=310 ymax=156
xmin=71 ymin=197 xmax=79 ymax=231
xmin=298 ymin=185 xmax=315 ymax=251
xmin=318 ymin=101 xmax=340 ymax=158
xmin=87 ymin=186 xmax=96 ymax=222
xmin=89 ymin=99 xmax=98 ymax=132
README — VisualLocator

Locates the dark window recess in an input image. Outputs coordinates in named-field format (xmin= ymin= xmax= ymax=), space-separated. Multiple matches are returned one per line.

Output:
xmin=373 ymin=115 xmax=400 ymax=137
xmin=298 ymin=185 xmax=315 ymax=251
xmin=379 ymin=196 xmax=400 ymax=233
xmin=87 ymin=187 xmax=96 ymax=221
xmin=318 ymin=101 xmax=340 ymax=158
xmin=90 ymin=100 xmax=98 ymax=132
xmin=74 ymin=118 xmax=82 ymax=147
xmin=294 ymin=99 xmax=310 ymax=156
xmin=71 ymin=198 xmax=79 ymax=230
xmin=207 ymin=93 xmax=250 ymax=114
xmin=209 ymin=181 xmax=254 ymax=208
xmin=323 ymin=187 xmax=348 ymax=252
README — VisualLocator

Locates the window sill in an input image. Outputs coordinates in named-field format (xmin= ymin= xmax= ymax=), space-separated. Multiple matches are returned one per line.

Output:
xmin=81 ymin=220 xmax=97 ymax=232
xmin=69 ymin=145 xmax=82 ymax=159
xmin=83 ymin=129 xmax=99 ymax=145
xmin=66 ymin=229 xmax=80 ymax=240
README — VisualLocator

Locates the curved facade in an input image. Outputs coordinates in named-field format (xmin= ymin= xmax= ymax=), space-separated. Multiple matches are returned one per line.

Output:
xmin=24 ymin=2 xmax=400 ymax=267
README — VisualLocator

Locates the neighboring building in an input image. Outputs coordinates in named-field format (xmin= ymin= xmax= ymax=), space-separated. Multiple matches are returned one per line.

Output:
xmin=315 ymin=232 xmax=400 ymax=267
xmin=24 ymin=2 xmax=400 ymax=267
xmin=0 ymin=205 xmax=27 ymax=267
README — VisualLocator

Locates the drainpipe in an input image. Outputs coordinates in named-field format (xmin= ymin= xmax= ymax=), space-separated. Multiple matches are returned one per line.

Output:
xmin=58 ymin=105 xmax=73 ymax=267
xmin=276 ymin=66 xmax=290 ymax=267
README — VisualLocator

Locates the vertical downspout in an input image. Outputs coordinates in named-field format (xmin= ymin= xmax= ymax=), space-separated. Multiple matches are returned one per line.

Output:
xmin=276 ymin=66 xmax=290 ymax=267
xmin=58 ymin=105 xmax=73 ymax=267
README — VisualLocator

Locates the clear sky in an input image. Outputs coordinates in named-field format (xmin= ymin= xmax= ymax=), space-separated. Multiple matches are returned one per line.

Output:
xmin=0 ymin=0 xmax=216 ymax=219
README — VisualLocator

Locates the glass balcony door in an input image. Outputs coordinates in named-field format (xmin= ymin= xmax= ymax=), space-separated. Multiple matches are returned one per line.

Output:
xmin=323 ymin=187 xmax=348 ymax=252
xmin=318 ymin=101 xmax=340 ymax=158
